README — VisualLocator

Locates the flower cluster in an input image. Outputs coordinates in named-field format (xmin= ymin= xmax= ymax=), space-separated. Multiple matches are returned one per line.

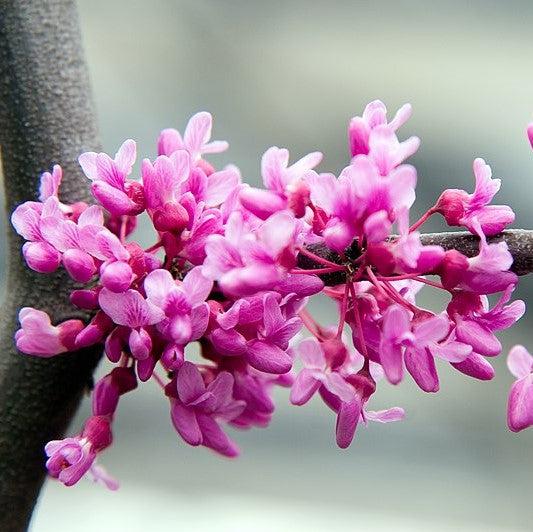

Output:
xmin=12 ymin=103 xmax=531 ymax=490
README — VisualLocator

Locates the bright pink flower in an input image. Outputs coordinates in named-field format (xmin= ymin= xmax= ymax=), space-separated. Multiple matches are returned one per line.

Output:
xmin=98 ymin=288 xmax=165 ymax=360
xmin=458 ymin=228 xmax=517 ymax=294
xmin=15 ymin=308 xmax=84 ymax=357
xmin=203 ymin=210 xmax=300 ymax=296
xmin=157 ymin=112 xmax=228 ymax=162
xmin=379 ymin=306 xmax=471 ymax=391
xmin=348 ymin=100 xmax=414 ymax=157
xmin=435 ymin=158 xmax=515 ymax=236
xmin=315 ymin=157 xmax=416 ymax=252
xmin=145 ymin=267 xmax=212 ymax=351
xmin=240 ymin=146 xmax=322 ymax=219
xmin=506 ymin=346 xmax=533 ymax=432
xmin=168 ymin=362 xmax=245 ymax=456
xmin=79 ymin=139 xmax=144 ymax=216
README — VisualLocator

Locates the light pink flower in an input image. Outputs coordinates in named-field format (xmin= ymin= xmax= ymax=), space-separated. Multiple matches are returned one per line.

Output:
xmin=435 ymin=158 xmax=515 ymax=236
xmin=15 ymin=308 xmax=84 ymax=357
xmin=290 ymin=337 xmax=355 ymax=405
xmin=157 ymin=112 xmax=228 ymax=162
xmin=79 ymin=139 xmax=144 ymax=216
xmin=240 ymin=146 xmax=322 ymax=219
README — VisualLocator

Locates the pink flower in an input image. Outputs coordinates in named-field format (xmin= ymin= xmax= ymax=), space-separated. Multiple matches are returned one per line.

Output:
xmin=203 ymin=210 xmax=300 ymax=297
xmin=506 ymin=346 xmax=533 ymax=432
xmin=98 ymin=288 xmax=165 ymax=360
xmin=45 ymin=416 xmax=116 ymax=489
xmin=458 ymin=228 xmax=517 ymax=294
xmin=348 ymin=100 xmax=414 ymax=157
xmin=15 ymin=308 xmax=84 ymax=357
xmin=157 ymin=111 xmax=228 ymax=162
xmin=435 ymin=158 xmax=515 ymax=236
xmin=290 ymin=337 xmax=355 ymax=405
xmin=379 ymin=306 xmax=471 ymax=391
xmin=240 ymin=146 xmax=322 ymax=219
xmin=168 ymin=362 xmax=245 ymax=456
xmin=144 ymin=267 xmax=212 ymax=352
xmin=79 ymin=139 xmax=144 ymax=216
xmin=315 ymin=157 xmax=416 ymax=252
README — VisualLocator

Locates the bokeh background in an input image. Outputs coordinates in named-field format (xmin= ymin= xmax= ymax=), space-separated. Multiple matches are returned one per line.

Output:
xmin=1 ymin=0 xmax=532 ymax=530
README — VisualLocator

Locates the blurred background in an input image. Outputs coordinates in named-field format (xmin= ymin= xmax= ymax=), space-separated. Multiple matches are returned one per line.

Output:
xmin=2 ymin=0 xmax=533 ymax=530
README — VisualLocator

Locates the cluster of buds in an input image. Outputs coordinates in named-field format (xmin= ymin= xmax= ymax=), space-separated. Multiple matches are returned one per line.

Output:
xmin=12 ymin=102 xmax=531 ymax=489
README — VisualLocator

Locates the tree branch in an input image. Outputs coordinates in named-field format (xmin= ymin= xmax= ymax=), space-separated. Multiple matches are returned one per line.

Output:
xmin=0 ymin=1 xmax=102 ymax=530
xmin=298 ymin=229 xmax=533 ymax=286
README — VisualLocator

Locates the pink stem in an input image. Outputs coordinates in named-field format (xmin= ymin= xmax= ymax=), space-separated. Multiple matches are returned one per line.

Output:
xmin=409 ymin=207 xmax=436 ymax=233
xmin=291 ymin=266 xmax=346 ymax=275
xmin=298 ymin=247 xmax=344 ymax=269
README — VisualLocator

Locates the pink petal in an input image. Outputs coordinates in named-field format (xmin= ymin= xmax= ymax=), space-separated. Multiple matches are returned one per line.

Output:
xmin=98 ymin=288 xmax=165 ymax=327
xmin=144 ymin=269 xmax=176 ymax=308
xmin=507 ymin=374 xmax=533 ymax=432
xmin=298 ymin=337 xmax=326 ymax=369
xmin=336 ymin=398 xmax=362 ymax=449
xmin=247 ymin=340 xmax=293 ymax=374
xmin=324 ymin=372 xmax=356 ymax=402
xmin=114 ymin=139 xmax=136 ymax=176
xmin=197 ymin=415 xmax=239 ymax=457
xmin=158 ymin=128 xmax=183 ymax=156
xmin=205 ymin=168 xmax=240 ymax=207
xmin=182 ymin=266 xmax=213 ymax=306
xmin=290 ymin=369 xmax=321 ymax=405
xmin=184 ymin=112 xmax=212 ymax=157
xmin=507 ymin=345 xmax=533 ymax=380
xmin=405 ymin=347 xmax=439 ymax=392
xmin=78 ymin=151 xmax=98 ymax=180
xmin=365 ymin=407 xmax=405 ymax=423
xmin=451 ymin=352 xmax=495 ymax=381
xmin=177 ymin=362 xmax=206 ymax=404
xmin=171 ymin=402 xmax=202 ymax=445
xmin=455 ymin=319 xmax=501 ymax=356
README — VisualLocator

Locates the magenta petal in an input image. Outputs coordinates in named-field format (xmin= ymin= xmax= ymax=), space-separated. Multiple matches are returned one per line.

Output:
xmin=336 ymin=398 xmax=362 ymax=449
xmin=247 ymin=340 xmax=292 ymax=374
xmin=507 ymin=374 xmax=533 ymax=432
xmin=197 ymin=415 xmax=239 ymax=457
xmin=170 ymin=402 xmax=202 ymax=446
xmin=176 ymin=362 xmax=206 ymax=404
xmin=455 ymin=319 xmax=501 ymax=357
xmin=451 ymin=352 xmax=495 ymax=381
xmin=405 ymin=347 xmax=439 ymax=392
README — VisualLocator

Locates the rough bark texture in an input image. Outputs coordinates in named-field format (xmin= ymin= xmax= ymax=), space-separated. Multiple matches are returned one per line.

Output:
xmin=0 ymin=1 xmax=102 ymax=530
xmin=298 ymin=230 xmax=533 ymax=286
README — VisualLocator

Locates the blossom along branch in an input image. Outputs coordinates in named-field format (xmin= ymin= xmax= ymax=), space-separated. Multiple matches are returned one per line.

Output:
xmin=0 ymin=1 xmax=102 ymax=530
xmin=298 ymin=229 xmax=533 ymax=285
xmin=8 ymin=75 xmax=533 ymax=493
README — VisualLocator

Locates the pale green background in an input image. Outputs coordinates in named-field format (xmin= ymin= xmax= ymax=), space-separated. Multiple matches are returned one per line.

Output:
xmin=1 ymin=1 xmax=532 ymax=530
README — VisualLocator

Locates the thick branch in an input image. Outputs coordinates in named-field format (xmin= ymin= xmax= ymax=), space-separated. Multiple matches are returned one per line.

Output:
xmin=298 ymin=229 xmax=533 ymax=286
xmin=0 ymin=1 xmax=102 ymax=530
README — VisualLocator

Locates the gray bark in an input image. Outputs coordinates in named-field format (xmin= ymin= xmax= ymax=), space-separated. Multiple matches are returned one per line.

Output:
xmin=0 ymin=1 xmax=102 ymax=530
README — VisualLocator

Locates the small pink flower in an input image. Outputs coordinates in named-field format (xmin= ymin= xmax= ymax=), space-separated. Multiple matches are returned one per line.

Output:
xmin=240 ymin=146 xmax=322 ymax=219
xmin=435 ymin=158 xmax=515 ymax=236
xmin=157 ymin=112 xmax=228 ymax=162
xmin=290 ymin=337 xmax=355 ymax=405
xmin=45 ymin=416 xmax=116 ymax=488
xmin=169 ymin=362 xmax=245 ymax=456
xmin=79 ymin=139 xmax=144 ymax=216
xmin=506 ymin=345 xmax=533 ymax=432
xmin=15 ymin=308 xmax=84 ymax=357
xmin=348 ymin=100 xmax=414 ymax=158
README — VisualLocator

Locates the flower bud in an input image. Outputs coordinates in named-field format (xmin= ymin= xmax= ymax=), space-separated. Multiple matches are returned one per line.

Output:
xmin=22 ymin=241 xmax=61 ymax=273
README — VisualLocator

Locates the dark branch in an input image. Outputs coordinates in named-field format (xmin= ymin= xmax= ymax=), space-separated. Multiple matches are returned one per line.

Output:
xmin=298 ymin=229 xmax=533 ymax=286
xmin=0 ymin=1 xmax=102 ymax=530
